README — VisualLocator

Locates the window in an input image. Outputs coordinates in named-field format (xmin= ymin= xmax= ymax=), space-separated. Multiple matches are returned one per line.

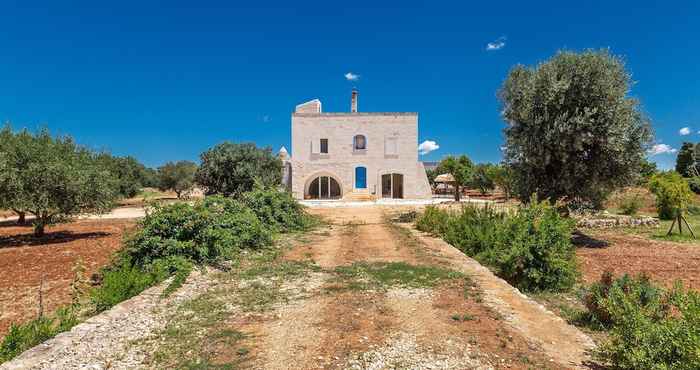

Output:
xmin=353 ymin=135 xmax=367 ymax=150
xmin=312 ymin=138 xmax=328 ymax=154
xmin=385 ymin=137 xmax=398 ymax=155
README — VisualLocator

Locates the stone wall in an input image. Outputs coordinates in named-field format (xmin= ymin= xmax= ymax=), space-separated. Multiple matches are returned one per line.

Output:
xmin=575 ymin=214 xmax=660 ymax=228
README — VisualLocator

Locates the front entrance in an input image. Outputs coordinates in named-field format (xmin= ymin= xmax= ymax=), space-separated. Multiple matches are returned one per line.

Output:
xmin=381 ymin=173 xmax=404 ymax=199
xmin=307 ymin=176 xmax=341 ymax=199
xmin=355 ymin=167 xmax=367 ymax=189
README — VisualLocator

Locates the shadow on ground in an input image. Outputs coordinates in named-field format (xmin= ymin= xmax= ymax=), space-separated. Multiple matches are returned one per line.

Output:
xmin=0 ymin=231 xmax=111 ymax=249
xmin=572 ymin=231 xmax=609 ymax=248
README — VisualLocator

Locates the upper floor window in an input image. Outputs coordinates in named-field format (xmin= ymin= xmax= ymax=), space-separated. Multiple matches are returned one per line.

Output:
xmin=311 ymin=138 xmax=329 ymax=154
xmin=385 ymin=137 xmax=398 ymax=156
xmin=353 ymin=135 xmax=367 ymax=150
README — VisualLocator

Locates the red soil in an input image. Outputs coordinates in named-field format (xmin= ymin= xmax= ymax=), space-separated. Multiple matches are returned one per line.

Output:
xmin=0 ymin=219 xmax=134 ymax=336
xmin=575 ymin=231 xmax=700 ymax=290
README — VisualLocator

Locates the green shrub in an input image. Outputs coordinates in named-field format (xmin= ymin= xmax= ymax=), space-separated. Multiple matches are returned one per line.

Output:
xmin=648 ymin=172 xmax=692 ymax=220
xmin=0 ymin=308 xmax=79 ymax=363
xmin=594 ymin=282 xmax=700 ymax=369
xmin=583 ymin=271 xmax=665 ymax=328
xmin=91 ymin=256 xmax=193 ymax=312
xmin=618 ymin=194 xmax=642 ymax=216
xmin=443 ymin=206 xmax=503 ymax=256
xmin=416 ymin=200 xmax=577 ymax=292
xmin=200 ymin=195 xmax=273 ymax=255
xmin=91 ymin=261 xmax=162 ymax=312
xmin=240 ymin=187 xmax=314 ymax=232
xmin=123 ymin=198 xmax=272 ymax=266
xmin=415 ymin=206 xmax=451 ymax=236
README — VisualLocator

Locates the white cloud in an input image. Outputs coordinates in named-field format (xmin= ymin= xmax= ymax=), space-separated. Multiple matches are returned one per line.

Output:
xmin=344 ymin=72 xmax=359 ymax=81
xmin=679 ymin=127 xmax=691 ymax=135
xmin=648 ymin=144 xmax=678 ymax=156
xmin=418 ymin=140 xmax=440 ymax=155
xmin=486 ymin=36 xmax=506 ymax=51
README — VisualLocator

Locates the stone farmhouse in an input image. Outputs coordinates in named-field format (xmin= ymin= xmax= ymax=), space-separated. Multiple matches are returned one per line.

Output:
xmin=280 ymin=90 xmax=432 ymax=200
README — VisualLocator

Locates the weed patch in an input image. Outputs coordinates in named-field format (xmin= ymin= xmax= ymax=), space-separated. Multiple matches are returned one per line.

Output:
xmin=148 ymin=291 xmax=246 ymax=369
xmin=330 ymin=262 xmax=466 ymax=291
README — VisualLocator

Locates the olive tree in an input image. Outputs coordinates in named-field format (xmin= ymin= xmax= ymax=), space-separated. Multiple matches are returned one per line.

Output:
xmin=439 ymin=155 xmax=474 ymax=201
xmin=157 ymin=160 xmax=198 ymax=198
xmin=675 ymin=142 xmax=695 ymax=177
xmin=499 ymin=50 xmax=652 ymax=209
xmin=97 ymin=154 xmax=148 ymax=198
xmin=195 ymin=142 xmax=282 ymax=197
xmin=470 ymin=163 xmax=496 ymax=195
xmin=491 ymin=164 xmax=515 ymax=200
xmin=0 ymin=126 xmax=118 ymax=236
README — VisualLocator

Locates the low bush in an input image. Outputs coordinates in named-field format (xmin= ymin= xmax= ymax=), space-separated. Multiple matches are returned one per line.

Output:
xmin=583 ymin=271 xmax=664 ymax=328
xmin=123 ymin=197 xmax=272 ymax=266
xmin=241 ymin=187 xmax=314 ymax=232
xmin=618 ymin=194 xmax=642 ymax=216
xmin=415 ymin=206 xmax=451 ymax=236
xmin=416 ymin=200 xmax=577 ymax=292
xmin=0 ymin=307 xmax=78 ymax=363
xmin=587 ymin=274 xmax=700 ymax=369
xmin=91 ymin=256 xmax=193 ymax=312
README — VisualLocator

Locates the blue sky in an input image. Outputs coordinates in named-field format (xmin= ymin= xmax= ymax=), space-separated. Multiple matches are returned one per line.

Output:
xmin=1 ymin=1 xmax=698 ymax=169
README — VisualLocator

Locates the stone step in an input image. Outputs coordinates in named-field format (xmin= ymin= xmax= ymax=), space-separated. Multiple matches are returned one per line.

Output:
xmin=343 ymin=191 xmax=376 ymax=201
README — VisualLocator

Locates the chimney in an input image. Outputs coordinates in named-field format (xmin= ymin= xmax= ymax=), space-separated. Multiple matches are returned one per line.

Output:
xmin=351 ymin=89 xmax=358 ymax=113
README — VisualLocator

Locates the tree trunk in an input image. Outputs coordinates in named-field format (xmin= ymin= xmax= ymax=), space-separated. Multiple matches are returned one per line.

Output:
xmin=14 ymin=210 xmax=26 ymax=225
xmin=454 ymin=185 xmax=461 ymax=201
xmin=34 ymin=221 xmax=45 ymax=237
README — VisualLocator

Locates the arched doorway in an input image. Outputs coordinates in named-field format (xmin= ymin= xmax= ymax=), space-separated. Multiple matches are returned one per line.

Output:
xmin=381 ymin=173 xmax=404 ymax=199
xmin=306 ymin=175 xmax=342 ymax=199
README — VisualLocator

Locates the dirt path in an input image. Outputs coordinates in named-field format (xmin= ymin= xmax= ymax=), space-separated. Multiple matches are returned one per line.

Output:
xmin=252 ymin=206 xmax=578 ymax=369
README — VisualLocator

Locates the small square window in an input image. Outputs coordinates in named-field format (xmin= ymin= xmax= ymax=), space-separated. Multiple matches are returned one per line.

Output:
xmin=320 ymin=138 xmax=328 ymax=154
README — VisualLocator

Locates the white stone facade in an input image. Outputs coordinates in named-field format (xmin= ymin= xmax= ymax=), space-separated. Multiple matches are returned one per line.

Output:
xmin=285 ymin=93 xmax=432 ymax=200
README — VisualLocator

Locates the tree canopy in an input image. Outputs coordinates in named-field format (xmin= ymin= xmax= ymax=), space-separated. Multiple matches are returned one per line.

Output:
xmin=470 ymin=163 xmax=496 ymax=195
xmin=490 ymin=164 xmax=515 ymax=199
xmin=195 ymin=142 xmax=282 ymax=197
xmin=157 ymin=160 xmax=198 ymax=198
xmin=0 ymin=125 xmax=118 ymax=235
xmin=499 ymin=49 xmax=652 ymax=208
xmin=439 ymin=155 xmax=474 ymax=201
xmin=675 ymin=142 xmax=696 ymax=177
xmin=97 ymin=154 xmax=155 ymax=198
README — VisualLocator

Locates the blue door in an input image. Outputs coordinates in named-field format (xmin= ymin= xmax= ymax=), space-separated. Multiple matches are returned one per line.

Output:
xmin=355 ymin=167 xmax=367 ymax=188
